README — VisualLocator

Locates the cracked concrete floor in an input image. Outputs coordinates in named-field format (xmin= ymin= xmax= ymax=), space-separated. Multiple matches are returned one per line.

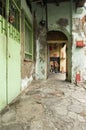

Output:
xmin=0 ymin=73 xmax=86 ymax=130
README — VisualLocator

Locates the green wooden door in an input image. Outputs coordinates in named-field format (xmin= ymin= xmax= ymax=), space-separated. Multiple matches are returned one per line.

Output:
xmin=0 ymin=34 xmax=6 ymax=110
xmin=0 ymin=23 xmax=21 ymax=109
xmin=7 ymin=0 xmax=21 ymax=103
xmin=0 ymin=15 xmax=7 ymax=111
xmin=0 ymin=0 xmax=21 ymax=111
xmin=8 ymin=33 xmax=21 ymax=103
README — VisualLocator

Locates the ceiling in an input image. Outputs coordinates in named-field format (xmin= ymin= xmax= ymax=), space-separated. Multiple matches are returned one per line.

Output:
xmin=26 ymin=0 xmax=85 ymax=12
xmin=30 ymin=0 xmax=85 ymax=7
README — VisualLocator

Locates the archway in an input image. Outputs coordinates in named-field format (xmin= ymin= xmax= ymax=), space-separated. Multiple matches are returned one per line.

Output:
xmin=47 ymin=29 xmax=71 ymax=81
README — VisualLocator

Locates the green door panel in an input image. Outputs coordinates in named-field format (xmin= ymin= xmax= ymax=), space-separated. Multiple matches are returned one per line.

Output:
xmin=0 ymin=14 xmax=21 ymax=111
xmin=0 ymin=34 xmax=6 ymax=110
xmin=8 ymin=38 xmax=21 ymax=103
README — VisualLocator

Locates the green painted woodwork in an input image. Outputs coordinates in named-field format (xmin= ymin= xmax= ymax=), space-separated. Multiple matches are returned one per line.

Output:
xmin=7 ymin=0 xmax=21 ymax=104
xmin=0 ymin=0 xmax=34 ymax=110
xmin=0 ymin=13 xmax=21 ymax=110
xmin=0 ymin=34 xmax=6 ymax=111
xmin=8 ymin=37 xmax=21 ymax=103
xmin=25 ymin=18 xmax=33 ymax=60
xmin=12 ymin=0 xmax=21 ymax=12
xmin=9 ymin=0 xmax=20 ymax=32
xmin=0 ymin=16 xmax=6 ymax=34
xmin=0 ymin=15 xmax=7 ymax=110
xmin=8 ymin=23 xmax=20 ymax=42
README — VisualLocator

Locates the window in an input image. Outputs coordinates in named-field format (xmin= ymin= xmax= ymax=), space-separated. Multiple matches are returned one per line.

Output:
xmin=9 ymin=0 xmax=20 ymax=31
xmin=0 ymin=0 xmax=6 ymax=18
xmin=25 ymin=18 xmax=33 ymax=61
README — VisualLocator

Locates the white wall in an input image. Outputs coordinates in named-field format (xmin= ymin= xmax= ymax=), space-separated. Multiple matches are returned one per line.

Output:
xmin=35 ymin=40 xmax=47 ymax=79
xmin=72 ymin=5 xmax=86 ymax=82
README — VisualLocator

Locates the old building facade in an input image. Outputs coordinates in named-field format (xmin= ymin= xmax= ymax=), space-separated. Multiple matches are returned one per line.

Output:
xmin=0 ymin=0 xmax=86 ymax=111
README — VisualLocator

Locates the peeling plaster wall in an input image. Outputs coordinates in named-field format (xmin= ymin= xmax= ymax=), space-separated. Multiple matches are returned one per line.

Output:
xmin=32 ymin=2 xmax=71 ymax=33
xmin=48 ymin=2 xmax=70 ymax=32
xmin=21 ymin=1 xmax=34 ymax=90
xmin=33 ymin=2 xmax=72 ymax=81
xmin=47 ymin=2 xmax=72 ymax=81
xmin=35 ymin=27 xmax=47 ymax=80
xmin=72 ymin=6 xmax=86 ymax=83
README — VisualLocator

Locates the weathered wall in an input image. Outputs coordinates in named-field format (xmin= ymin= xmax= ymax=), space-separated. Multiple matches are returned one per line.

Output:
xmin=21 ymin=1 xmax=34 ymax=91
xmin=48 ymin=2 xmax=70 ymax=33
xmin=72 ymin=5 xmax=86 ymax=83
xmin=32 ymin=2 xmax=47 ymax=79
xmin=32 ymin=2 xmax=70 ymax=32
xmin=47 ymin=2 xmax=72 ymax=81
xmin=35 ymin=26 xmax=47 ymax=79
xmin=32 ymin=2 xmax=72 ymax=81
xmin=60 ymin=45 xmax=66 ymax=73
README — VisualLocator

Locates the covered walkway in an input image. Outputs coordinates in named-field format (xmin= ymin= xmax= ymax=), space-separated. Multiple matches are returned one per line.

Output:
xmin=0 ymin=73 xmax=86 ymax=130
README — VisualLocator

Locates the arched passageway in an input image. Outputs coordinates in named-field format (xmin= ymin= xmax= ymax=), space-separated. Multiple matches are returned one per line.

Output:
xmin=47 ymin=30 xmax=69 ymax=81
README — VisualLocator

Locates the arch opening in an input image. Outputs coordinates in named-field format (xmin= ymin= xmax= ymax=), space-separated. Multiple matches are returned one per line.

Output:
xmin=47 ymin=30 xmax=70 ymax=81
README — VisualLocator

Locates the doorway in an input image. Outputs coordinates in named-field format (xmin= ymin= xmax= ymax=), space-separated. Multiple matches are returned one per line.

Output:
xmin=0 ymin=0 xmax=21 ymax=111
xmin=47 ymin=30 xmax=68 ymax=80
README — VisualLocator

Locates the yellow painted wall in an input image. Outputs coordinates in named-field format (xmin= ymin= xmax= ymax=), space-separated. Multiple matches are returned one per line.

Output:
xmin=49 ymin=44 xmax=66 ymax=72
xmin=60 ymin=45 xmax=66 ymax=73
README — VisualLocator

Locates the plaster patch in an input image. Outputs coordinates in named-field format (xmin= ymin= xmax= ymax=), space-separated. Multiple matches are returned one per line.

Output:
xmin=21 ymin=75 xmax=33 ymax=91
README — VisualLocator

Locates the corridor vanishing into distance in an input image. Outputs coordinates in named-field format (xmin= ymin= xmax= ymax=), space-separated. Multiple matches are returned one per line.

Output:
xmin=0 ymin=73 xmax=86 ymax=130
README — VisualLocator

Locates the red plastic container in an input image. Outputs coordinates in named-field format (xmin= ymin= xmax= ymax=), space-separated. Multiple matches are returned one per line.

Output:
xmin=76 ymin=41 xmax=85 ymax=47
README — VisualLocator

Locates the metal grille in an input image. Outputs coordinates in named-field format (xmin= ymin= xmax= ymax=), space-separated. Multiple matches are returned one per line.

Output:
xmin=25 ymin=19 xmax=33 ymax=60
xmin=0 ymin=0 xmax=6 ymax=18
xmin=9 ymin=0 xmax=20 ymax=31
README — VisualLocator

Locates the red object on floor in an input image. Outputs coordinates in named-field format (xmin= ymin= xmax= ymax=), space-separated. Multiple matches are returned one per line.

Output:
xmin=76 ymin=73 xmax=81 ymax=82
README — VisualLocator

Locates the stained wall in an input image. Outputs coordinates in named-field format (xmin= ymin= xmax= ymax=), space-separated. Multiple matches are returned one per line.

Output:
xmin=21 ymin=0 xmax=34 ymax=90
xmin=72 ymin=6 xmax=86 ymax=83
xmin=32 ymin=1 xmax=72 ymax=81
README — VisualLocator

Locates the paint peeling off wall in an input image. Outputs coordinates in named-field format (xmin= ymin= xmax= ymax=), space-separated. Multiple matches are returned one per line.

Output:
xmin=21 ymin=75 xmax=33 ymax=91
xmin=21 ymin=0 xmax=34 ymax=91
xmin=72 ymin=7 xmax=86 ymax=83
xmin=48 ymin=2 xmax=70 ymax=32
xmin=32 ymin=2 xmax=70 ymax=33
xmin=35 ymin=39 xmax=47 ymax=80
xmin=35 ymin=26 xmax=47 ymax=80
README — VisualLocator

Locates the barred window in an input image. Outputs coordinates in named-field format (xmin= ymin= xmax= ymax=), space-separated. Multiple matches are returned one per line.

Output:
xmin=9 ymin=0 xmax=20 ymax=31
xmin=0 ymin=0 xmax=6 ymax=18
xmin=25 ymin=18 xmax=33 ymax=60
